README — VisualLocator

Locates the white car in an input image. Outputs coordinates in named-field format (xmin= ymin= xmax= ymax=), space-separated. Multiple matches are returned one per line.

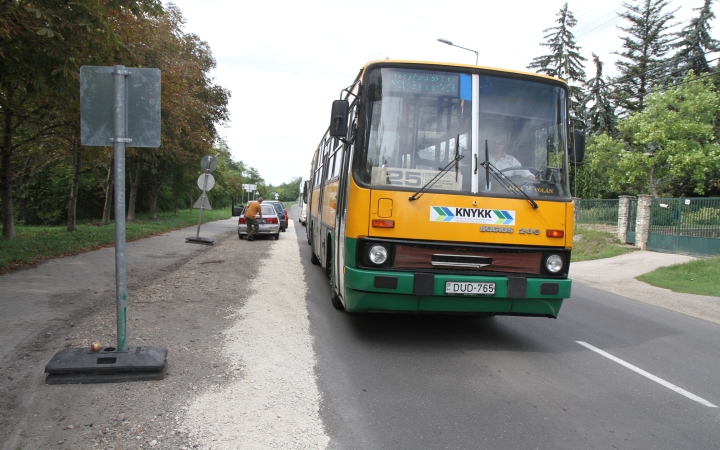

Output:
xmin=237 ymin=203 xmax=281 ymax=240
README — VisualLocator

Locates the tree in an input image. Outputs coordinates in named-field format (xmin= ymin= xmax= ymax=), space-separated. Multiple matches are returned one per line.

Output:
xmin=569 ymin=134 xmax=625 ymax=199
xmin=670 ymin=0 xmax=720 ymax=79
xmin=112 ymin=5 xmax=230 ymax=220
xmin=0 ymin=0 xmax=162 ymax=239
xmin=615 ymin=72 xmax=720 ymax=196
xmin=583 ymin=54 xmax=618 ymax=136
xmin=527 ymin=2 xmax=586 ymax=123
xmin=613 ymin=0 xmax=676 ymax=115
xmin=278 ymin=177 xmax=303 ymax=202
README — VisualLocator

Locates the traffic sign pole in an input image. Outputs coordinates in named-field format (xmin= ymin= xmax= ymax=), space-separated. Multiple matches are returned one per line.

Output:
xmin=195 ymin=170 xmax=210 ymax=239
xmin=46 ymin=64 xmax=167 ymax=385
xmin=113 ymin=65 xmax=129 ymax=353
xmin=186 ymin=155 xmax=216 ymax=245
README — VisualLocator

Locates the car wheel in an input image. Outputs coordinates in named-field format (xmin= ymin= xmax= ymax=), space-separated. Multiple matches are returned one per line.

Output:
xmin=274 ymin=232 xmax=280 ymax=240
xmin=238 ymin=232 xmax=244 ymax=240
xmin=281 ymin=228 xmax=286 ymax=232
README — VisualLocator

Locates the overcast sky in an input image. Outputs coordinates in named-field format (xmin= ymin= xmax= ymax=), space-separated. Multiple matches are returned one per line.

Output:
xmin=164 ymin=0 xmax=715 ymax=186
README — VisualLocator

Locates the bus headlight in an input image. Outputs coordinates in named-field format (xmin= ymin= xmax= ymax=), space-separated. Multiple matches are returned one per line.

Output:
xmin=545 ymin=255 xmax=563 ymax=273
xmin=368 ymin=245 xmax=389 ymax=265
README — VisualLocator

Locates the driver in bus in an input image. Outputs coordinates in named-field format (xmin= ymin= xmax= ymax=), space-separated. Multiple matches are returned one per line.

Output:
xmin=488 ymin=131 xmax=535 ymax=180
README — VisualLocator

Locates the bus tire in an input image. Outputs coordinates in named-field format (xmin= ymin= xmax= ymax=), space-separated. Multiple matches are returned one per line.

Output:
xmin=311 ymin=249 xmax=320 ymax=265
xmin=330 ymin=288 xmax=345 ymax=311
xmin=325 ymin=245 xmax=332 ymax=279
xmin=309 ymin=226 xmax=321 ymax=265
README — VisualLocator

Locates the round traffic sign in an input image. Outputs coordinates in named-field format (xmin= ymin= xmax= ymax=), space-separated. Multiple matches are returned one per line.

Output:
xmin=200 ymin=155 xmax=218 ymax=172
xmin=197 ymin=173 xmax=215 ymax=191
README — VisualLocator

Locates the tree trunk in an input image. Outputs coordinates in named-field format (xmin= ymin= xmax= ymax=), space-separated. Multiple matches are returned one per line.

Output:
xmin=66 ymin=143 xmax=81 ymax=232
xmin=126 ymin=157 xmax=141 ymax=222
xmin=15 ymin=155 xmax=31 ymax=225
xmin=148 ymin=161 xmax=168 ymax=220
xmin=1 ymin=106 xmax=16 ymax=240
xmin=148 ymin=193 xmax=157 ymax=220
xmin=649 ymin=165 xmax=660 ymax=198
xmin=101 ymin=155 xmax=114 ymax=225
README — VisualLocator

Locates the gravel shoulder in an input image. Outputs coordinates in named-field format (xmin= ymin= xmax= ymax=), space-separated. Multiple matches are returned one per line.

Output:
xmin=0 ymin=218 xmax=327 ymax=449
xmin=570 ymin=251 xmax=720 ymax=325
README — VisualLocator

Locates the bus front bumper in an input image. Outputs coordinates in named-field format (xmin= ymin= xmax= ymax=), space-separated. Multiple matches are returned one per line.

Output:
xmin=343 ymin=267 xmax=571 ymax=318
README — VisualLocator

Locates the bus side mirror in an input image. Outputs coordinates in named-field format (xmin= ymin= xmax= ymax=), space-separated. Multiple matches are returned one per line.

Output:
xmin=570 ymin=129 xmax=585 ymax=166
xmin=302 ymin=180 xmax=309 ymax=203
xmin=329 ymin=100 xmax=349 ymax=138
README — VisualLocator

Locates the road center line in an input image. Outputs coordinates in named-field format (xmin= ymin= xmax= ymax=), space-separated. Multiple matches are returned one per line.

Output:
xmin=576 ymin=341 xmax=717 ymax=408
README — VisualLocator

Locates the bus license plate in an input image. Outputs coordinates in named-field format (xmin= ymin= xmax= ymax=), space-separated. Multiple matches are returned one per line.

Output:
xmin=445 ymin=282 xmax=495 ymax=296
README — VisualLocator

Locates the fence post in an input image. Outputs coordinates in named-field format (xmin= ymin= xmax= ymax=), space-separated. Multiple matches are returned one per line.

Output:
xmin=635 ymin=194 xmax=653 ymax=251
xmin=617 ymin=195 xmax=633 ymax=243
xmin=572 ymin=197 xmax=581 ymax=223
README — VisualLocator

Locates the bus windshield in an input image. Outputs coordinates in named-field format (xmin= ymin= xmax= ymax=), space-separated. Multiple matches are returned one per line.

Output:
xmin=357 ymin=67 xmax=571 ymax=200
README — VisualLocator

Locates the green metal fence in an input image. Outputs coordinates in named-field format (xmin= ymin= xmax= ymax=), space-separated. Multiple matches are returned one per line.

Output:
xmin=575 ymin=199 xmax=619 ymax=224
xmin=648 ymin=197 xmax=720 ymax=256
xmin=627 ymin=198 xmax=637 ymax=244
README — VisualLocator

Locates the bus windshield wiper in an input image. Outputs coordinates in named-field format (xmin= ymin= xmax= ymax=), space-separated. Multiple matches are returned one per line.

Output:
xmin=408 ymin=153 xmax=464 ymax=201
xmin=480 ymin=140 xmax=538 ymax=209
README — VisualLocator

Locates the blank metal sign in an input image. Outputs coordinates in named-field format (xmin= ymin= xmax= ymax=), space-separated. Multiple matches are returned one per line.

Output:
xmin=80 ymin=66 xmax=161 ymax=148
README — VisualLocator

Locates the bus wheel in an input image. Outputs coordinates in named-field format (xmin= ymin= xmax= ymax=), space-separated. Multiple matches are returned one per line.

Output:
xmin=308 ymin=237 xmax=320 ymax=266
xmin=330 ymin=287 xmax=345 ymax=311
xmin=325 ymin=247 xmax=332 ymax=279
xmin=311 ymin=249 xmax=320 ymax=265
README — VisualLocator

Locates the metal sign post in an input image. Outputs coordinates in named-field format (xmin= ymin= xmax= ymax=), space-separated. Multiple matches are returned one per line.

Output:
xmin=112 ymin=66 xmax=129 ymax=352
xmin=45 ymin=65 xmax=165 ymax=384
xmin=186 ymin=155 xmax=216 ymax=245
xmin=242 ymin=183 xmax=256 ymax=204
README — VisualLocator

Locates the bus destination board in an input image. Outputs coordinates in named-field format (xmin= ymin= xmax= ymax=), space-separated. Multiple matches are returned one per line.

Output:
xmin=385 ymin=70 xmax=459 ymax=96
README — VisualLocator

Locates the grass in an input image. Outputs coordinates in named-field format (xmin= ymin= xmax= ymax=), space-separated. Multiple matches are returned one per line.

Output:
xmin=637 ymin=256 xmax=720 ymax=297
xmin=0 ymin=208 xmax=232 ymax=273
xmin=571 ymin=228 xmax=634 ymax=262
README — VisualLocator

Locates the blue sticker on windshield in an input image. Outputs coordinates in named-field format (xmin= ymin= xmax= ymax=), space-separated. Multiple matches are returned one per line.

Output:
xmin=460 ymin=74 xmax=471 ymax=100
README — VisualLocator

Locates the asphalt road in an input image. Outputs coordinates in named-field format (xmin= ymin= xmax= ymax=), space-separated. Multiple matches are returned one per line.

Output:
xmin=293 ymin=224 xmax=720 ymax=449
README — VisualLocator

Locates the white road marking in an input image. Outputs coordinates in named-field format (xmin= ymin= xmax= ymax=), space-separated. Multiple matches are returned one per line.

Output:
xmin=576 ymin=341 xmax=717 ymax=408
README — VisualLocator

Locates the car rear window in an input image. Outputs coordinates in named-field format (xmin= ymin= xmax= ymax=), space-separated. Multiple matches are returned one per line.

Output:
xmin=261 ymin=204 xmax=277 ymax=215
xmin=271 ymin=204 xmax=283 ymax=214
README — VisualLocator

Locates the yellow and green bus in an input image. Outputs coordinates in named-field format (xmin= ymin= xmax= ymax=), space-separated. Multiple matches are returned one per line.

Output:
xmin=306 ymin=60 xmax=584 ymax=318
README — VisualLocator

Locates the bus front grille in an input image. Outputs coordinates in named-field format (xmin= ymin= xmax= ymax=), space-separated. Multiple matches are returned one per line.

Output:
xmin=431 ymin=254 xmax=492 ymax=268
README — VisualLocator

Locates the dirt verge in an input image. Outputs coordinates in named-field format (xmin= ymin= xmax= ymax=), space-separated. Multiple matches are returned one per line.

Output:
xmin=1 ymin=220 xmax=327 ymax=449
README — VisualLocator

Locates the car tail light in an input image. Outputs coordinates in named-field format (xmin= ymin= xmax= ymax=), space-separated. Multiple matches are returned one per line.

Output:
xmin=546 ymin=229 xmax=564 ymax=238
xmin=267 ymin=217 xmax=278 ymax=224
xmin=238 ymin=217 xmax=246 ymax=224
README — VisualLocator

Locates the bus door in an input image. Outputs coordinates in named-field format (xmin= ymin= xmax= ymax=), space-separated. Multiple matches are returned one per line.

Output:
xmin=314 ymin=140 xmax=329 ymax=262
xmin=333 ymin=139 xmax=353 ymax=303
